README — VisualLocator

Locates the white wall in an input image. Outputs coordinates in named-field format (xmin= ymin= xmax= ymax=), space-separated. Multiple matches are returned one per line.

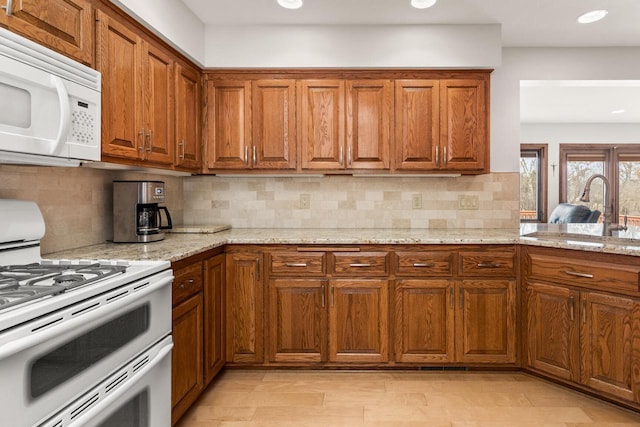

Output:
xmin=110 ymin=0 xmax=205 ymax=65
xmin=204 ymin=24 xmax=501 ymax=68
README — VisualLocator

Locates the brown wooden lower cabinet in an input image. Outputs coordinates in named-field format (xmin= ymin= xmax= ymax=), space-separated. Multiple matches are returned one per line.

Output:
xmin=329 ymin=279 xmax=389 ymax=363
xmin=204 ymin=254 xmax=226 ymax=385
xmin=523 ymin=245 xmax=640 ymax=407
xmin=171 ymin=251 xmax=225 ymax=425
xmin=267 ymin=278 xmax=327 ymax=363
xmin=226 ymin=250 xmax=264 ymax=364
xmin=456 ymin=279 xmax=516 ymax=364
xmin=394 ymin=279 xmax=455 ymax=363
xmin=394 ymin=279 xmax=516 ymax=364
xmin=171 ymin=293 xmax=203 ymax=425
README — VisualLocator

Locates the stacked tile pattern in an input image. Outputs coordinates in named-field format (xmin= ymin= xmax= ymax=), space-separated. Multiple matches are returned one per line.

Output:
xmin=184 ymin=173 xmax=520 ymax=229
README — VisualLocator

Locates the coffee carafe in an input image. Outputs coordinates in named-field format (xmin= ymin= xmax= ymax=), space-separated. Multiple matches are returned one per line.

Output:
xmin=113 ymin=181 xmax=173 ymax=243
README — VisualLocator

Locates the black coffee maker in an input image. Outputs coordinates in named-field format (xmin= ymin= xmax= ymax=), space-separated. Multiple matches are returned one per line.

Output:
xmin=113 ymin=181 xmax=172 ymax=243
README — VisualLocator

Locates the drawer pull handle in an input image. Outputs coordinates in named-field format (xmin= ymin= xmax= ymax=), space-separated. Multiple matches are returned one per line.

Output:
xmin=179 ymin=278 xmax=195 ymax=289
xmin=285 ymin=263 xmax=308 ymax=267
xmin=413 ymin=263 xmax=435 ymax=268
xmin=349 ymin=263 xmax=371 ymax=267
xmin=477 ymin=262 xmax=501 ymax=268
xmin=564 ymin=270 xmax=594 ymax=279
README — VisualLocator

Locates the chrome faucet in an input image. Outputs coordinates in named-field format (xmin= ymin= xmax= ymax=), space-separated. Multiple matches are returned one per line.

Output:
xmin=579 ymin=174 xmax=627 ymax=236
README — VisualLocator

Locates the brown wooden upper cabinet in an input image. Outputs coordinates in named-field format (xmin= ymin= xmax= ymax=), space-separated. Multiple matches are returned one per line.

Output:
xmin=175 ymin=61 xmax=202 ymax=171
xmin=299 ymin=79 xmax=392 ymax=171
xmin=395 ymin=79 xmax=487 ymax=173
xmin=97 ymin=10 xmax=174 ymax=166
xmin=207 ymin=79 xmax=296 ymax=170
xmin=205 ymin=71 xmax=490 ymax=174
xmin=0 ymin=0 xmax=94 ymax=66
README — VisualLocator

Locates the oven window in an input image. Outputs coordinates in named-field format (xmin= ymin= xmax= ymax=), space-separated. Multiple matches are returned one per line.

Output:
xmin=0 ymin=82 xmax=31 ymax=128
xmin=29 ymin=305 xmax=150 ymax=399
xmin=97 ymin=389 xmax=149 ymax=427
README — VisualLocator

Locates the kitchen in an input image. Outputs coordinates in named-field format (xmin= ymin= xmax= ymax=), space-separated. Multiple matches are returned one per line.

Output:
xmin=1 ymin=0 xmax=640 ymax=426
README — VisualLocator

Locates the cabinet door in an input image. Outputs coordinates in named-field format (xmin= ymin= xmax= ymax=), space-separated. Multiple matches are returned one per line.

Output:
xmin=226 ymin=251 xmax=263 ymax=364
xmin=581 ymin=291 xmax=640 ymax=402
xmin=394 ymin=279 xmax=454 ymax=363
xmin=96 ymin=10 xmax=143 ymax=160
xmin=267 ymin=278 xmax=327 ymax=363
xmin=0 ymin=0 xmax=94 ymax=65
xmin=346 ymin=80 xmax=392 ymax=170
xmin=171 ymin=293 xmax=204 ymax=425
xmin=298 ymin=80 xmax=345 ymax=170
xmin=329 ymin=279 xmax=388 ymax=363
xmin=141 ymin=41 xmax=174 ymax=165
xmin=204 ymin=254 xmax=225 ymax=385
xmin=175 ymin=62 xmax=202 ymax=170
xmin=526 ymin=282 xmax=580 ymax=381
xmin=439 ymin=79 xmax=487 ymax=172
xmin=456 ymin=279 xmax=516 ymax=364
xmin=394 ymin=80 xmax=439 ymax=171
xmin=252 ymin=80 xmax=297 ymax=170
xmin=206 ymin=80 xmax=251 ymax=170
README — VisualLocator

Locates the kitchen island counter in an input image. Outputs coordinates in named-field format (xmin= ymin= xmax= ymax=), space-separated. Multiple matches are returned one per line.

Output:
xmin=44 ymin=225 xmax=640 ymax=261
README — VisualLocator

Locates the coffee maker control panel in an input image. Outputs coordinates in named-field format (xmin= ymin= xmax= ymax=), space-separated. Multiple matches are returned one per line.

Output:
xmin=139 ymin=181 xmax=166 ymax=204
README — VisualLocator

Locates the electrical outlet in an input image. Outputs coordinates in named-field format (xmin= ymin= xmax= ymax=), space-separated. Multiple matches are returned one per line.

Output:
xmin=458 ymin=195 xmax=479 ymax=210
xmin=300 ymin=194 xmax=310 ymax=209
xmin=412 ymin=194 xmax=422 ymax=209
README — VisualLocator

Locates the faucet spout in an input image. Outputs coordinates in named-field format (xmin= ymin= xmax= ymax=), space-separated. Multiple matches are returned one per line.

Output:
xmin=579 ymin=174 xmax=626 ymax=236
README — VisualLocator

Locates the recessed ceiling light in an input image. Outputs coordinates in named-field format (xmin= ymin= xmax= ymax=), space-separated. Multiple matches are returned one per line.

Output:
xmin=577 ymin=10 xmax=608 ymax=24
xmin=611 ymin=109 xmax=626 ymax=114
xmin=411 ymin=0 xmax=437 ymax=9
xmin=277 ymin=0 xmax=303 ymax=9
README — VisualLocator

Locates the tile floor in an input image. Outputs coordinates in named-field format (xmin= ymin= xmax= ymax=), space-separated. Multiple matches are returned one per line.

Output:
xmin=176 ymin=370 xmax=640 ymax=427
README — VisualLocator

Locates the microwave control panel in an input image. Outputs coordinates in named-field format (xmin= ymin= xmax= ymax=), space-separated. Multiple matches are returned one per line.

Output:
xmin=69 ymin=98 xmax=97 ymax=146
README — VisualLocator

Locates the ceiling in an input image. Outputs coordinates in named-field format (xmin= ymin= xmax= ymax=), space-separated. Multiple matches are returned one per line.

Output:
xmin=181 ymin=0 xmax=640 ymax=47
xmin=180 ymin=0 xmax=640 ymax=124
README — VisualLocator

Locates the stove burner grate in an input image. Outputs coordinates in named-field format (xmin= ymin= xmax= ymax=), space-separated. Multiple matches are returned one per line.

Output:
xmin=0 ymin=262 xmax=128 ymax=311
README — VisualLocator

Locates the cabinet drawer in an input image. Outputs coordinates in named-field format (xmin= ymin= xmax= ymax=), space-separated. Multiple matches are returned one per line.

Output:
xmin=331 ymin=252 xmax=389 ymax=276
xmin=527 ymin=253 xmax=640 ymax=293
xmin=269 ymin=252 xmax=326 ymax=275
xmin=395 ymin=251 xmax=454 ymax=276
xmin=173 ymin=261 xmax=203 ymax=305
xmin=459 ymin=251 xmax=515 ymax=277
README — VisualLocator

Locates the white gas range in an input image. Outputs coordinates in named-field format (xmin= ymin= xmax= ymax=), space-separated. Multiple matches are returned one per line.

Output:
xmin=0 ymin=199 xmax=173 ymax=427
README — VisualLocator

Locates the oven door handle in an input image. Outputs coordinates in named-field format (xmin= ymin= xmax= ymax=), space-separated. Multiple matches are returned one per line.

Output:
xmin=66 ymin=339 xmax=173 ymax=427
xmin=0 ymin=275 xmax=173 ymax=360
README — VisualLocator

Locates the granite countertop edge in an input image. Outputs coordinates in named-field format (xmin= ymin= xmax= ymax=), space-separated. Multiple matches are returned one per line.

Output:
xmin=43 ymin=225 xmax=640 ymax=262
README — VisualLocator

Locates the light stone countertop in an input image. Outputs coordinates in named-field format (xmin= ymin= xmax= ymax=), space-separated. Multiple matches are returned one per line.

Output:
xmin=43 ymin=224 xmax=640 ymax=262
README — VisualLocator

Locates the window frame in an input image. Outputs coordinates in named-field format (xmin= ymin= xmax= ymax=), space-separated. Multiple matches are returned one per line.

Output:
xmin=520 ymin=144 xmax=548 ymax=223
xmin=559 ymin=144 xmax=640 ymax=222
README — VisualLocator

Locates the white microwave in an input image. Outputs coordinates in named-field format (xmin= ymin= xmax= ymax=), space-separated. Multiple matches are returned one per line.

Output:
xmin=0 ymin=27 xmax=101 ymax=167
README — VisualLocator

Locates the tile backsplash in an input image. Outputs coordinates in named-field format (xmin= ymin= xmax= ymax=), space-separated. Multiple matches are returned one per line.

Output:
xmin=0 ymin=165 xmax=184 ymax=254
xmin=183 ymin=173 xmax=519 ymax=230
xmin=1 ymin=165 xmax=519 ymax=255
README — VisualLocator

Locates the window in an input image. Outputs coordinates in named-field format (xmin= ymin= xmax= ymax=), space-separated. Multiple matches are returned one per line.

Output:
xmin=520 ymin=144 xmax=547 ymax=222
xmin=560 ymin=144 xmax=640 ymax=225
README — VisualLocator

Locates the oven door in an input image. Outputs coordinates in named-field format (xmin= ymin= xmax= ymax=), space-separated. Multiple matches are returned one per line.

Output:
xmin=38 ymin=335 xmax=173 ymax=427
xmin=0 ymin=271 xmax=172 ymax=427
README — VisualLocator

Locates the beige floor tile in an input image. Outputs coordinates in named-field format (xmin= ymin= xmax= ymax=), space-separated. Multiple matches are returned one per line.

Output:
xmin=176 ymin=370 xmax=640 ymax=427
xmin=324 ymin=391 xmax=428 ymax=406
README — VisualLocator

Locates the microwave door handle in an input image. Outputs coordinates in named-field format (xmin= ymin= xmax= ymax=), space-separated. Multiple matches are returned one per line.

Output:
xmin=159 ymin=206 xmax=172 ymax=230
xmin=49 ymin=75 xmax=72 ymax=155
xmin=64 ymin=339 xmax=173 ymax=427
